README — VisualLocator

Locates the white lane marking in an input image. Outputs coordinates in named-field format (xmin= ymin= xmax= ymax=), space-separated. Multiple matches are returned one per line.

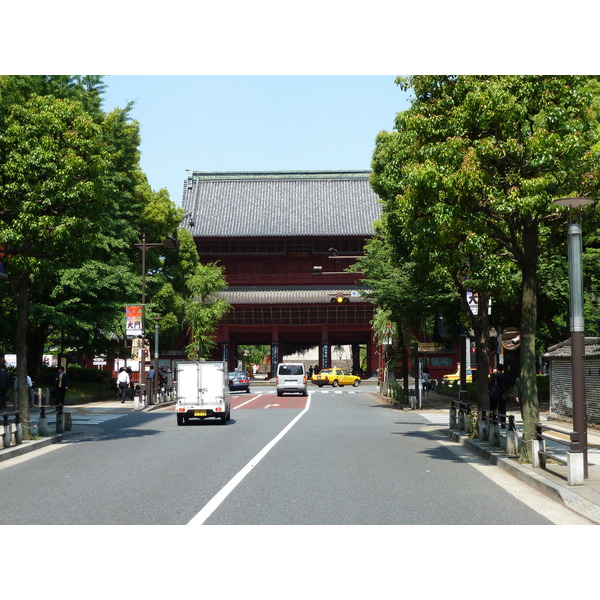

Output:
xmin=188 ymin=394 xmax=312 ymax=526
xmin=232 ymin=394 xmax=264 ymax=409
xmin=263 ymin=404 xmax=281 ymax=409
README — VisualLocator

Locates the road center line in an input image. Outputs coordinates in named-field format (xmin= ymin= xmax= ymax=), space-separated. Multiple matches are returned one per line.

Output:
xmin=232 ymin=394 xmax=264 ymax=409
xmin=188 ymin=394 xmax=312 ymax=526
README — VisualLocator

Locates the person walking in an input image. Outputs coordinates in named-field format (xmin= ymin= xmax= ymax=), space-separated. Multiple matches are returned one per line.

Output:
xmin=116 ymin=367 xmax=130 ymax=403
xmin=513 ymin=375 xmax=523 ymax=419
xmin=53 ymin=366 xmax=69 ymax=406
xmin=488 ymin=364 xmax=510 ymax=427
xmin=0 ymin=364 xmax=10 ymax=410
xmin=14 ymin=374 xmax=34 ymax=407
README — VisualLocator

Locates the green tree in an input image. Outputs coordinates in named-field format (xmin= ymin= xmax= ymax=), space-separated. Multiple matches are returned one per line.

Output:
xmin=0 ymin=94 xmax=126 ymax=430
xmin=355 ymin=222 xmax=459 ymax=400
xmin=370 ymin=76 xmax=600 ymax=458
xmin=184 ymin=262 xmax=232 ymax=361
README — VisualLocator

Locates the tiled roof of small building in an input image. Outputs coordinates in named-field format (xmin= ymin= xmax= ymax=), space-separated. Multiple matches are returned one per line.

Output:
xmin=181 ymin=171 xmax=381 ymax=237
xmin=543 ymin=338 xmax=600 ymax=358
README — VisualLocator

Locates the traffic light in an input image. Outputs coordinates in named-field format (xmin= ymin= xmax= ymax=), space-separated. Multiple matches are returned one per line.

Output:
xmin=330 ymin=295 xmax=349 ymax=304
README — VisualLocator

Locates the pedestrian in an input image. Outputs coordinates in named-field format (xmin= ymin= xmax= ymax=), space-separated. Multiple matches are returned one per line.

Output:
xmin=422 ymin=364 xmax=430 ymax=389
xmin=125 ymin=366 xmax=134 ymax=399
xmin=513 ymin=375 xmax=523 ymax=418
xmin=53 ymin=366 xmax=69 ymax=406
xmin=0 ymin=364 xmax=10 ymax=410
xmin=116 ymin=367 xmax=130 ymax=403
xmin=14 ymin=374 xmax=34 ymax=406
xmin=488 ymin=364 xmax=510 ymax=427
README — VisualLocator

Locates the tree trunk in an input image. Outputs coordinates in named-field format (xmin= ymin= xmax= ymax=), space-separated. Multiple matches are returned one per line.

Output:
xmin=27 ymin=323 xmax=50 ymax=382
xmin=14 ymin=277 xmax=31 ymax=440
xmin=519 ymin=222 xmax=540 ymax=462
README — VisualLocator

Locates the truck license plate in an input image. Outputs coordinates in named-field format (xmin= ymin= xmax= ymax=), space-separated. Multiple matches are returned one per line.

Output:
xmin=194 ymin=411 xmax=206 ymax=417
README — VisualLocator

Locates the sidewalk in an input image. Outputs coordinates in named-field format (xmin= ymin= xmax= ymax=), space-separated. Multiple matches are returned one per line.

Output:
xmin=0 ymin=398 xmax=168 ymax=463
xmin=416 ymin=389 xmax=600 ymax=524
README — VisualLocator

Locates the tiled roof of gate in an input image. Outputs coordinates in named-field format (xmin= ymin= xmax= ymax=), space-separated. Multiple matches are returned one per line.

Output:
xmin=181 ymin=171 xmax=382 ymax=237
xmin=216 ymin=287 xmax=372 ymax=304
xmin=543 ymin=337 xmax=600 ymax=358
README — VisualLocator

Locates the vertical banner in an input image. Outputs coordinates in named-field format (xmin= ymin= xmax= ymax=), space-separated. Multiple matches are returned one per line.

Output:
xmin=126 ymin=305 xmax=143 ymax=337
xmin=271 ymin=343 xmax=279 ymax=376
xmin=321 ymin=343 xmax=329 ymax=369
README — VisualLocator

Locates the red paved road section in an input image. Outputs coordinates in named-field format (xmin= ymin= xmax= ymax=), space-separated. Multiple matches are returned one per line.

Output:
xmin=231 ymin=393 xmax=308 ymax=410
xmin=159 ymin=393 xmax=308 ymax=411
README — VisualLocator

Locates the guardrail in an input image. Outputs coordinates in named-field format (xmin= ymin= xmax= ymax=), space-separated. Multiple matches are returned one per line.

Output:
xmin=532 ymin=422 xmax=585 ymax=485
xmin=449 ymin=403 xmax=587 ymax=486
xmin=450 ymin=405 xmax=518 ymax=457
xmin=449 ymin=399 xmax=473 ymax=433
xmin=1 ymin=410 xmax=23 ymax=448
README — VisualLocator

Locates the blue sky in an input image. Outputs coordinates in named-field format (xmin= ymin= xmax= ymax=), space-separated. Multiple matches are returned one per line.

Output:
xmin=100 ymin=76 xmax=411 ymax=206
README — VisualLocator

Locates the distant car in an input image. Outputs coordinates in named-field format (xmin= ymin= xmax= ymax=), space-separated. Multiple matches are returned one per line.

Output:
xmin=228 ymin=371 xmax=250 ymax=393
xmin=442 ymin=368 xmax=476 ymax=384
xmin=312 ymin=368 xmax=360 ymax=388
xmin=276 ymin=363 xmax=308 ymax=396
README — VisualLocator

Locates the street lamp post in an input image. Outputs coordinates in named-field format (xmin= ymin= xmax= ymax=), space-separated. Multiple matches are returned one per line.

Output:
xmin=135 ymin=234 xmax=180 ymax=405
xmin=554 ymin=197 xmax=596 ymax=480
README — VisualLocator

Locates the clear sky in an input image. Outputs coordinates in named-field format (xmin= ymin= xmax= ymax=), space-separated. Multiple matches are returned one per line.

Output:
xmin=100 ymin=75 xmax=411 ymax=206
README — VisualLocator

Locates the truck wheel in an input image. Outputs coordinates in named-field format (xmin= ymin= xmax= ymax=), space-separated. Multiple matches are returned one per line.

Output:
xmin=177 ymin=414 xmax=184 ymax=426
xmin=332 ymin=380 xmax=339 ymax=387
xmin=220 ymin=414 xmax=228 ymax=425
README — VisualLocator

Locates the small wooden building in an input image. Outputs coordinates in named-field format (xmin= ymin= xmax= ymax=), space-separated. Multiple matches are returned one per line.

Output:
xmin=543 ymin=337 xmax=600 ymax=426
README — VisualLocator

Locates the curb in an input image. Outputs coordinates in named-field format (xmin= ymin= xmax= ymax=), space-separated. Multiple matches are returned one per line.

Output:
xmin=0 ymin=432 xmax=72 ymax=464
xmin=447 ymin=428 xmax=600 ymax=524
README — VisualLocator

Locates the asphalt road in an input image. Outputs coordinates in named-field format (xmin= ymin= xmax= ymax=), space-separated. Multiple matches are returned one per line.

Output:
xmin=0 ymin=385 xmax=586 ymax=525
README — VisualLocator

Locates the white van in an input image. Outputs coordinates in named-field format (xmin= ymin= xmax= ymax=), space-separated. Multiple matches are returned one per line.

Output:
xmin=276 ymin=363 xmax=307 ymax=397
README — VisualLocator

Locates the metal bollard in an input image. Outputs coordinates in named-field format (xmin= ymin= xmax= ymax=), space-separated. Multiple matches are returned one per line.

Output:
xmin=56 ymin=404 xmax=65 ymax=433
xmin=506 ymin=430 xmax=519 ymax=456
xmin=478 ymin=412 xmax=488 ymax=441
xmin=449 ymin=404 xmax=457 ymax=429
xmin=465 ymin=412 xmax=474 ymax=434
xmin=2 ymin=423 xmax=11 ymax=448
xmin=38 ymin=409 xmax=48 ymax=436
xmin=567 ymin=452 xmax=584 ymax=486
xmin=457 ymin=409 xmax=465 ymax=432
xmin=488 ymin=421 xmax=500 ymax=447
xmin=15 ymin=418 xmax=22 ymax=444
xmin=530 ymin=438 xmax=540 ymax=467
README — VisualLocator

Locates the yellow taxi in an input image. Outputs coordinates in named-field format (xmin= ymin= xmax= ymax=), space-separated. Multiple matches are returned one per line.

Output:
xmin=442 ymin=367 xmax=476 ymax=384
xmin=312 ymin=368 xmax=361 ymax=388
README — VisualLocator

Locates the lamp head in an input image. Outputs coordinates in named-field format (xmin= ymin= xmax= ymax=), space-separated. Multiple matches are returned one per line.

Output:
xmin=554 ymin=197 xmax=596 ymax=209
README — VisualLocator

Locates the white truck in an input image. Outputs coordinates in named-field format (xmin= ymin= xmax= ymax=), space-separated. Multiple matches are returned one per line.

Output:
xmin=175 ymin=361 xmax=231 ymax=426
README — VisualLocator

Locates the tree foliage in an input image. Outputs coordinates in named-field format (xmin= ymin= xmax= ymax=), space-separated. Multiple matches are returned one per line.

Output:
xmin=0 ymin=76 xmax=190 ymax=436
xmin=184 ymin=262 xmax=231 ymax=361
xmin=370 ymin=75 xmax=600 ymax=455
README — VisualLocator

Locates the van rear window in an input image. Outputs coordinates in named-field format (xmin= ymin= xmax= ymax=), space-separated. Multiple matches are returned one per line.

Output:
xmin=279 ymin=365 xmax=303 ymax=376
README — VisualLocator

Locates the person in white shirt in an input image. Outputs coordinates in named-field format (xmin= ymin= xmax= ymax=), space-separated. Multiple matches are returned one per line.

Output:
xmin=117 ymin=367 xmax=131 ymax=403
